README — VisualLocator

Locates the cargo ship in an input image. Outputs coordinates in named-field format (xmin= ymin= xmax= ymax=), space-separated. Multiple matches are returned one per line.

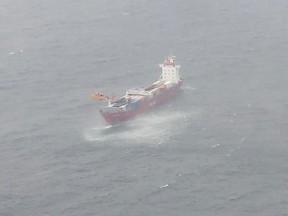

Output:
xmin=91 ymin=56 xmax=183 ymax=124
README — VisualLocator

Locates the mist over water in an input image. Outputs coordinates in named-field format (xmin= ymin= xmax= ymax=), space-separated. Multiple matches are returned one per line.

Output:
xmin=1 ymin=0 xmax=288 ymax=215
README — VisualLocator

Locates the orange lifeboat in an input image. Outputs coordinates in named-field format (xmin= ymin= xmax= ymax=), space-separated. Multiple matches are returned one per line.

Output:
xmin=90 ymin=92 xmax=115 ymax=101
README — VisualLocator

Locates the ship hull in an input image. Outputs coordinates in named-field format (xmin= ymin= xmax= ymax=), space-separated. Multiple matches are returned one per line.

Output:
xmin=100 ymin=80 xmax=183 ymax=124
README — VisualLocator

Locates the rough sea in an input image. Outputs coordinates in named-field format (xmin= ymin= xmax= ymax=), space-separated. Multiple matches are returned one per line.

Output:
xmin=1 ymin=0 xmax=288 ymax=215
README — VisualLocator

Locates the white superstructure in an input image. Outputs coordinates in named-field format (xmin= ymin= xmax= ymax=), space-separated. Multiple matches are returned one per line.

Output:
xmin=159 ymin=56 xmax=181 ymax=84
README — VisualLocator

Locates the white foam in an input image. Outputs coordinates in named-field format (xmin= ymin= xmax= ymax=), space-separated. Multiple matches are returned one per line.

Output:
xmin=8 ymin=49 xmax=24 ymax=55
xmin=160 ymin=184 xmax=169 ymax=189
xmin=211 ymin=144 xmax=220 ymax=148
xmin=83 ymin=110 xmax=194 ymax=145
xmin=182 ymin=85 xmax=195 ymax=91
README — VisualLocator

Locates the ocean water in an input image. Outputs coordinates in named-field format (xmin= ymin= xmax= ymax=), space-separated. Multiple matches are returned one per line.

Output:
xmin=1 ymin=0 xmax=288 ymax=215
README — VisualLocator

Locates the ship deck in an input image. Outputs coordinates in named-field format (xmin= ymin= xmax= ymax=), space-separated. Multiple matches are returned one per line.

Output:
xmin=109 ymin=80 xmax=172 ymax=108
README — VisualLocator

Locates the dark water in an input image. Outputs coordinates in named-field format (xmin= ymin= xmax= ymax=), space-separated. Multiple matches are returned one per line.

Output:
xmin=1 ymin=0 xmax=288 ymax=215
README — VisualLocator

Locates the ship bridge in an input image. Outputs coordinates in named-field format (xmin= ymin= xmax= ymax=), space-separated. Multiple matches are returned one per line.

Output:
xmin=159 ymin=56 xmax=181 ymax=84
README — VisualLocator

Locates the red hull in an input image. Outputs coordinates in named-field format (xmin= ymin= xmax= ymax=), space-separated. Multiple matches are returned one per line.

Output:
xmin=100 ymin=80 xmax=183 ymax=124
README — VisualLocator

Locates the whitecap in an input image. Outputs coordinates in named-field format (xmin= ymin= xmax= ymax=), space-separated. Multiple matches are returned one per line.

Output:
xmin=160 ymin=184 xmax=169 ymax=189
xmin=211 ymin=144 xmax=220 ymax=148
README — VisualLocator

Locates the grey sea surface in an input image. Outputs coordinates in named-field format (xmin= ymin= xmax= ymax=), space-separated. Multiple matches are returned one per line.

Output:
xmin=1 ymin=0 xmax=288 ymax=215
